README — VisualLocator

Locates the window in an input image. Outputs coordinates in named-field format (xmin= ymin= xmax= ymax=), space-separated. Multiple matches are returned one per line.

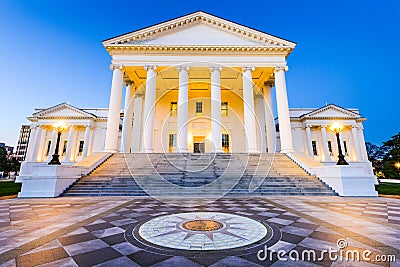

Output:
xmin=311 ymin=140 xmax=318 ymax=156
xmin=170 ymin=102 xmax=177 ymax=116
xmin=221 ymin=102 xmax=228 ymax=116
xmin=222 ymin=134 xmax=230 ymax=153
xmin=62 ymin=141 xmax=68 ymax=156
xmin=77 ymin=141 xmax=84 ymax=156
xmin=45 ymin=140 xmax=52 ymax=156
xmin=327 ymin=141 xmax=333 ymax=156
xmin=343 ymin=141 xmax=349 ymax=156
xmin=168 ymin=134 xmax=176 ymax=153
xmin=196 ymin=102 xmax=203 ymax=116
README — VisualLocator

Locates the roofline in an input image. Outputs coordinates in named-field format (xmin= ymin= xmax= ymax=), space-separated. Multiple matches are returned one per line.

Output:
xmin=299 ymin=103 xmax=361 ymax=118
xmin=102 ymin=10 xmax=296 ymax=45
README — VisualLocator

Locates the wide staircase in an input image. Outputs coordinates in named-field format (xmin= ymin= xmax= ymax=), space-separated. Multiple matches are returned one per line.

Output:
xmin=63 ymin=153 xmax=337 ymax=196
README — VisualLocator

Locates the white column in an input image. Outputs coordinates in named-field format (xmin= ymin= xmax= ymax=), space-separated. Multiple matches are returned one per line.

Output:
xmin=210 ymin=66 xmax=223 ymax=153
xmin=351 ymin=126 xmax=362 ymax=162
xmin=177 ymin=66 xmax=189 ymax=153
xmin=242 ymin=66 xmax=259 ymax=153
xmin=321 ymin=126 xmax=332 ymax=162
xmin=305 ymin=126 xmax=314 ymax=158
xmin=25 ymin=125 xmax=37 ymax=161
xmin=274 ymin=66 xmax=294 ymax=153
xmin=131 ymin=94 xmax=143 ymax=152
xmin=63 ymin=126 xmax=75 ymax=162
xmin=357 ymin=126 xmax=368 ymax=161
xmin=28 ymin=125 xmax=41 ymax=161
xmin=104 ymin=65 xmax=123 ymax=152
xmin=254 ymin=94 xmax=265 ymax=152
xmin=121 ymin=82 xmax=135 ymax=152
xmin=142 ymin=65 xmax=157 ymax=152
xmin=263 ymin=82 xmax=276 ymax=153
xmin=47 ymin=130 xmax=57 ymax=161
xmin=82 ymin=125 xmax=91 ymax=158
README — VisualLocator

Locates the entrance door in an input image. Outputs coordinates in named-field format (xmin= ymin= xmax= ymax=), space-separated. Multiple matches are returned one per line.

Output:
xmin=193 ymin=143 xmax=205 ymax=153
xmin=193 ymin=136 xmax=205 ymax=153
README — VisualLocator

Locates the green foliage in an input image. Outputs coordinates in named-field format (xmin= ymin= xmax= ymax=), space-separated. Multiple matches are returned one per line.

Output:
xmin=375 ymin=183 xmax=400 ymax=195
xmin=366 ymin=132 xmax=400 ymax=178
xmin=381 ymin=132 xmax=400 ymax=178
xmin=0 ymin=181 xmax=21 ymax=196
xmin=0 ymin=147 xmax=21 ymax=177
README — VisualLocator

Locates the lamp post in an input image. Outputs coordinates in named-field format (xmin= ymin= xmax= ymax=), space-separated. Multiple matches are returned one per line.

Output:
xmin=48 ymin=121 xmax=68 ymax=165
xmin=329 ymin=122 xmax=349 ymax=165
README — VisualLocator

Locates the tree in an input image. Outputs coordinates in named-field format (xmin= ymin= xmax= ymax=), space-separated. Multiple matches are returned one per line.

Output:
xmin=366 ymin=142 xmax=385 ymax=176
xmin=381 ymin=132 xmax=400 ymax=178
xmin=0 ymin=147 xmax=9 ymax=173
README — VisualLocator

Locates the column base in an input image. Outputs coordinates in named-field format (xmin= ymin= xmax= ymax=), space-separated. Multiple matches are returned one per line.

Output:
xmin=280 ymin=149 xmax=295 ymax=153
xmin=175 ymin=149 xmax=189 ymax=153
xmin=212 ymin=149 xmax=224 ymax=153
xmin=103 ymin=149 xmax=118 ymax=153
xmin=247 ymin=149 xmax=260 ymax=153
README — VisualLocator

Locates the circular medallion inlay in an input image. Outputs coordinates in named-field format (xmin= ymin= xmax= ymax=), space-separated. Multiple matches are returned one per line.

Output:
xmin=182 ymin=220 xmax=223 ymax=232
xmin=135 ymin=212 xmax=271 ymax=251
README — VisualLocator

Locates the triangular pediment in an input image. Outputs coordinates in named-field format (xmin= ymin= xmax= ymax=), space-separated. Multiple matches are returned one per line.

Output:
xmin=141 ymin=25 xmax=262 ymax=46
xmin=32 ymin=103 xmax=96 ymax=119
xmin=301 ymin=104 xmax=360 ymax=119
xmin=103 ymin=11 xmax=295 ymax=54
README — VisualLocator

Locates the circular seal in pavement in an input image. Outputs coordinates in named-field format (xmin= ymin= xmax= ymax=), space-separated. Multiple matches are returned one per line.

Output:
xmin=125 ymin=212 xmax=280 ymax=256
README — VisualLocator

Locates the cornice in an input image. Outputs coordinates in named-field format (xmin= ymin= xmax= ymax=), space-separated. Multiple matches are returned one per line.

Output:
xmin=105 ymin=45 xmax=292 ymax=56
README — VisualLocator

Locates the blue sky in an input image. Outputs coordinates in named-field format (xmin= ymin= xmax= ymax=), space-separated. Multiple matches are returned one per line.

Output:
xmin=0 ymin=0 xmax=399 ymax=147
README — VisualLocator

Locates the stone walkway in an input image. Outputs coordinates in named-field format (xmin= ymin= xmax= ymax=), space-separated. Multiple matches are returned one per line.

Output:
xmin=0 ymin=196 xmax=399 ymax=266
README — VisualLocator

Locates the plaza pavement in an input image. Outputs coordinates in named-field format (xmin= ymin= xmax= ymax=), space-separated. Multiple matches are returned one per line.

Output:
xmin=0 ymin=196 xmax=399 ymax=267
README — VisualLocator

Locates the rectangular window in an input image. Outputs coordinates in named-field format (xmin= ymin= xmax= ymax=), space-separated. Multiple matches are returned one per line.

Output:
xmin=62 ymin=141 xmax=68 ymax=156
xmin=168 ymin=134 xmax=176 ymax=153
xmin=327 ymin=141 xmax=333 ymax=156
xmin=196 ymin=102 xmax=203 ymax=116
xmin=77 ymin=141 xmax=84 ymax=156
xmin=343 ymin=141 xmax=349 ymax=156
xmin=222 ymin=134 xmax=230 ymax=153
xmin=45 ymin=140 xmax=51 ymax=156
xmin=221 ymin=102 xmax=228 ymax=116
xmin=312 ymin=140 xmax=318 ymax=156
xmin=170 ymin=102 xmax=177 ymax=116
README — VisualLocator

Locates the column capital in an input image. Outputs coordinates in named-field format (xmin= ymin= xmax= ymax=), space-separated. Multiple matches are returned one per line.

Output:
xmin=144 ymin=65 xmax=157 ymax=71
xmin=30 ymin=124 xmax=38 ymax=130
xmin=110 ymin=64 xmax=123 ymax=71
xmin=263 ymin=80 xmax=274 ymax=87
xmin=305 ymin=125 xmax=312 ymax=129
xmin=210 ymin=66 xmax=222 ymax=72
xmin=274 ymin=66 xmax=289 ymax=72
xmin=242 ymin=66 xmax=255 ymax=72
xmin=125 ymin=80 xmax=134 ymax=87
xmin=177 ymin=65 xmax=190 ymax=72
xmin=320 ymin=125 xmax=327 ymax=129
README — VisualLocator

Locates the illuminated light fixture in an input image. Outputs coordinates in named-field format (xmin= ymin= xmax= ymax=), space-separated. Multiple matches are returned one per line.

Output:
xmin=329 ymin=122 xmax=349 ymax=165
xmin=48 ymin=121 xmax=68 ymax=165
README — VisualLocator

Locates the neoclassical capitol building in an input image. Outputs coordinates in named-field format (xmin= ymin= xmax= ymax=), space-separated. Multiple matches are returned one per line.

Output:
xmin=17 ymin=12 xmax=377 ymax=197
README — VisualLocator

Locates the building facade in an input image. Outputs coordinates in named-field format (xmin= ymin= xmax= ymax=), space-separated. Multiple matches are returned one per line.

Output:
xmin=15 ymin=125 xmax=31 ymax=162
xmin=17 ymin=11 xmax=377 ymax=197
xmin=24 ymin=104 xmax=108 ymax=164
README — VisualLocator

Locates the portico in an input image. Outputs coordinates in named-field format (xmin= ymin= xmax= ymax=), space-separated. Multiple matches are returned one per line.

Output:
xmin=102 ymin=11 xmax=297 ymax=154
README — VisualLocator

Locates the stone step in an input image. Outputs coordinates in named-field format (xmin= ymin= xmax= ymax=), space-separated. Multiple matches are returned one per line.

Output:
xmin=63 ymin=153 xmax=337 ymax=196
